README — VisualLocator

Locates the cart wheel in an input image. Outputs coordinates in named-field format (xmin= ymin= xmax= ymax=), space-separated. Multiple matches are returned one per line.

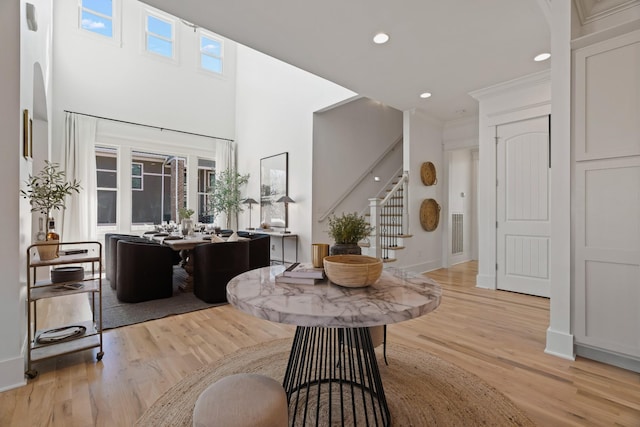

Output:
xmin=97 ymin=351 xmax=104 ymax=361
xmin=26 ymin=370 xmax=38 ymax=379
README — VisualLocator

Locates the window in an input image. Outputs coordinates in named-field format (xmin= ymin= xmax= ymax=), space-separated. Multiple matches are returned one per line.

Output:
xmin=145 ymin=13 xmax=174 ymax=58
xmin=96 ymin=147 xmax=117 ymax=226
xmin=200 ymin=33 xmax=223 ymax=74
xmin=197 ymin=159 xmax=216 ymax=223
xmin=131 ymin=162 xmax=143 ymax=190
xmin=80 ymin=0 xmax=114 ymax=38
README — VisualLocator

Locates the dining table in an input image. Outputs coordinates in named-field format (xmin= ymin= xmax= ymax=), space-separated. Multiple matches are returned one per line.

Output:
xmin=227 ymin=265 xmax=442 ymax=426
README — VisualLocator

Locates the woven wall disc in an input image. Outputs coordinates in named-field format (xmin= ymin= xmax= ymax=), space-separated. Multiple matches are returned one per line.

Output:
xmin=420 ymin=199 xmax=441 ymax=231
xmin=420 ymin=162 xmax=437 ymax=186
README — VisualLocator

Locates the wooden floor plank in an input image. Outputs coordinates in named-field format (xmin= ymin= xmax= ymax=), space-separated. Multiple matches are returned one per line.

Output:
xmin=1 ymin=261 xmax=639 ymax=426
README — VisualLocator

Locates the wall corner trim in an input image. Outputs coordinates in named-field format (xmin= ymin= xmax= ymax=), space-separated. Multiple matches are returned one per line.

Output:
xmin=545 ymin=327 xmax=575 ymax=360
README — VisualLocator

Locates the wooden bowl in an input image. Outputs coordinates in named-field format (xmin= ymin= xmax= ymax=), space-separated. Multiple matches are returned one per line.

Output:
xmin=323 ymin=255 xmax=383 ymax=288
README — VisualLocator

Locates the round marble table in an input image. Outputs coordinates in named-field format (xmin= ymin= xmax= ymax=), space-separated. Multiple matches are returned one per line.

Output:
xmin=227 ymin=265 xmax=442 ymax=426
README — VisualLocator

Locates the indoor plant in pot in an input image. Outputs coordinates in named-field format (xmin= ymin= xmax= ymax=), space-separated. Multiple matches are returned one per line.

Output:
xmin=207 ymin=169 xmax=249 ymax=230
xmin=327 ymin=212 xmax=374 ymax=255
xmin=21 ymin=161 xmax=81 ymax=260
xmin=178 ymin=207 xmax=195 ymax=236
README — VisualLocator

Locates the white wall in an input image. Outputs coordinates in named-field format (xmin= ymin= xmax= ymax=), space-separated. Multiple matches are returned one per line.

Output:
xmin=52 ymin=0 xmax=237 ymax=163
xmin=312 ymin=97 xmax=402 ymax=244
xmin=447 ymin=149 xmax=473 ymax=265
xmin=401 ymin=109 xmax=444 ymax=273
xmin=0 ymin=0 xmax=53 ymax=392
xmin=235 ymin=45 xmax=355 ymax=263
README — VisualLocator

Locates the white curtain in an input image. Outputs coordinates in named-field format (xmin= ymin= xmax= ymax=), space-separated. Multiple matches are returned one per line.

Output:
xmin=61 ymin=112 xmax=97 ymax=242
xmin=215 ymin=139 xmax=236 ymax=229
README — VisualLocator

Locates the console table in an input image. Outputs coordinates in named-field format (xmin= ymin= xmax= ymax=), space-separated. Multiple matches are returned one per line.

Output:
xmin=227 ymin=265 xmax=442 ymax=426
xmin=245 ymin=229 xmax=298 ymax=265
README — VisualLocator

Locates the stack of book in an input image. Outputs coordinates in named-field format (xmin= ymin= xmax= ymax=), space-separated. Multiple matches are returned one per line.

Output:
xmin=275 ymin=262 xmax=326 ymax=285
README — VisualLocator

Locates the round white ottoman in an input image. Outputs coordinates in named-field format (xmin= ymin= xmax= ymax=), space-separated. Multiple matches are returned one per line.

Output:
xmin=193 ymin=373 xmax=288 ymax=427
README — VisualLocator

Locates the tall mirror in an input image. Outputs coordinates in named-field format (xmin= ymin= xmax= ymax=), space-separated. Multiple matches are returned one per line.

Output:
xmin=260 ymin=152 xmax=288 ymax=229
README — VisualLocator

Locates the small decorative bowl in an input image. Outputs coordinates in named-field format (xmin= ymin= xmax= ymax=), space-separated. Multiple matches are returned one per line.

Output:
xmin=323 ymin=255 xmax=383 ymax=288
xmin=51 ymin=266 xmax=84 ymax=283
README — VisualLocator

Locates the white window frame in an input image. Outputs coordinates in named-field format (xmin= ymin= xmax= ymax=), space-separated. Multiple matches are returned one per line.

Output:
xmin=78 ymin=0 xmax=122 ymax=45
xmin=142 ymin=9 xmax=177 ymax=62
xmin=198 ymin=29 xmax=224 ymax=75
xmin=131 ymin=161 xmax=144 ymax=191
xmin=96 ymin=147 xmax=119 ymax=227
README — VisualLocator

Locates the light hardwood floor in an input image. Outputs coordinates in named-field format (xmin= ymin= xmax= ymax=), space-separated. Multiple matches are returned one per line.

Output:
xmin=1 ymin=262 xmax=639 ymax=426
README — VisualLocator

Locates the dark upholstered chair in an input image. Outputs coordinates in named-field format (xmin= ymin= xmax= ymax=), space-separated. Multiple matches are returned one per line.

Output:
xmin=193 ymin=240 xmax=250 ymax=303
xmin=116 ymin=240 xmax=174 ymax=303
xmin=238 ymin=232 xmax=271 ymax=270
xmin=105 ymin=233 xmax=145 ymax=289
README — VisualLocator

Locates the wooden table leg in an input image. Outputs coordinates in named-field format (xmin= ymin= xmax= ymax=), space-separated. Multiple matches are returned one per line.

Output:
xmin=178 ymin=249 xmax=194 ymax=292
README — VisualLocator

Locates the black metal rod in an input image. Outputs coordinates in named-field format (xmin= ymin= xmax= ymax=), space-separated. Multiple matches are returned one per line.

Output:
xmin=63 ymin=110 xmax=234 ymax=142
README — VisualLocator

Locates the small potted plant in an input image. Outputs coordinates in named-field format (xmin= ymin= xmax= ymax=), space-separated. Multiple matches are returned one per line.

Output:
xmin=21 ymin=161 xmax=81 ymax=259
xmin=327 ymin=212 xmax=374 ymax=255
xmin=178 ymin=207 xmax=195 ymax=236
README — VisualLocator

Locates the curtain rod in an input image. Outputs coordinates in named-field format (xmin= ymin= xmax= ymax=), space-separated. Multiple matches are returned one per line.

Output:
xmin=64 ymin=110 xmax=234 ymax=142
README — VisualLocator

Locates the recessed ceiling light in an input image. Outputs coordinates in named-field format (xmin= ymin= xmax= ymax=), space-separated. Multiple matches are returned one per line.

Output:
xmin=534 ymin=52 xmax=551 ymax=62
xmin=419 ymin=92 xmax=432 ymax=99
xmin=373 ymin=32 xmax=390 ymax=44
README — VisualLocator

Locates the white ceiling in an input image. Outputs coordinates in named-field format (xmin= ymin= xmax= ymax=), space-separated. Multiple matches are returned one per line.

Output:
xmin=143 ymin=0 xmax=551 ymax=122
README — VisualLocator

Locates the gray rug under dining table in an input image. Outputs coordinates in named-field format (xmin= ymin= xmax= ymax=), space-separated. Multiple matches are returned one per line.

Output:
xmin=94 ymin=267 xmax=225 ymax=330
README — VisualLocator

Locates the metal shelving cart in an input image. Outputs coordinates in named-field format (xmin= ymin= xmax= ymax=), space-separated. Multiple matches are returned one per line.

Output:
xmin=26 ymin=241 xmax=104 ymax=379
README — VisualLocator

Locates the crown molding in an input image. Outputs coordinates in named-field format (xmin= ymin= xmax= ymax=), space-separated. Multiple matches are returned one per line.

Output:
xmin=574 ymin=0 xmax=640 ymax=25
xmin=469 ymin=69 xmax=550 ymax=101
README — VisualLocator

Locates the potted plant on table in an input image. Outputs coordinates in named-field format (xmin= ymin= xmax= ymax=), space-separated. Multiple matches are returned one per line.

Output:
xmin=21 ymin=160 xmax=81 ymax=260
xmin=207 ymin=169 xmax=250 ymax=230
xmin=327 ymin=212 xmax=374 ymax=255
xmin=178 ymin=207 xmax=195 ymax=236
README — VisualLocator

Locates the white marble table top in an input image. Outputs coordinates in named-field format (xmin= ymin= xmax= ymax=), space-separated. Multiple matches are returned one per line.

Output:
xmin=227 ymin=265 xmax=442 ymax=328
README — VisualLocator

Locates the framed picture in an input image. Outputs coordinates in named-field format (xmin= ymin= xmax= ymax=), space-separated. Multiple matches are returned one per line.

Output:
xmin=23 ymin=109 xmax=31 ymax=159
xmin=260 ymin=152 xmax=288 ymax=229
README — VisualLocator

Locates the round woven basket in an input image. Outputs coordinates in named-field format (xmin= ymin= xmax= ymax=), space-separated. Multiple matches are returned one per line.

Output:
xmin=420 ymin=199 xmax=441 ymax=231
xmin=420 ymin=161 xmax=437 ymax=186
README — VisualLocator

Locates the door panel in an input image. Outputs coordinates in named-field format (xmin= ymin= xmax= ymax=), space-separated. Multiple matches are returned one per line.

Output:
xmin=497 ymin=116 xmax=550 ymax=297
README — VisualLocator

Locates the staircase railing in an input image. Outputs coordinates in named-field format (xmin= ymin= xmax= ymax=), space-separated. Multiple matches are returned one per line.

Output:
xmin=368 ymin=172 xmax=409 ymax=260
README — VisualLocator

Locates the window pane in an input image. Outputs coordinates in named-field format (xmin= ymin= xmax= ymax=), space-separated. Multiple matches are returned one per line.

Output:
xmin=132 ymin=163 xmax=142 ymax=176
xmin=96 ymin=155 xmax=116 ymax=170
xmin=201 ymin=55 xmax=222 ymax=73
xmin=97 ymin=170 xmax=116 ymax=188
xmin=97 ymin=190 xmax=117 ymax=225
xmin=132 ymin=175 xmax=163 ymax=224
xmin=147 ymin=15 xmax=172 ymax=39
xmin=147 ymin=35 xmax=173 ymax=58
xmin=83 ymin=0 xmax=112 ymax=17
xmin=81 ymin=10 xmax=112 ymax=37
xmin=201 ymin=37 xmax=221 ymax=56
xmin=132 ymin=177 xmax=142 ymax=190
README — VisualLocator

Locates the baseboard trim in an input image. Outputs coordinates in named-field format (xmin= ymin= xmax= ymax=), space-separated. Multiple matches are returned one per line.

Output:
xmin=404 ymin=259 xmax=442 ymax=274
xmin=475 ymin=273 xmax=495 ymax=289
xmin=545 ymin=328 xmax=575 ymax=360
xmin=0 ymin=354 xmax=26 ymax=392
xmin=576 ymin=344 xmax=640 ymax=373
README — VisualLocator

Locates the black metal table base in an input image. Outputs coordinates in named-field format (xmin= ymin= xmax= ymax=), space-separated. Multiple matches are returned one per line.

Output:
xmin=283 ymin=326 xmax=390 ymax=426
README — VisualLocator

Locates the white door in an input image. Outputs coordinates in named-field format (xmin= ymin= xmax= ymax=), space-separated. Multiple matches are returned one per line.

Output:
xmin=496 ymin=116 xmax=550 ymax=297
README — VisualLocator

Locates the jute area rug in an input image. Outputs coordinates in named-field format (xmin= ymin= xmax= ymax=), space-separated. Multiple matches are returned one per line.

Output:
xmin=136 ymin=338 xmax=535 ymax=426
xmin=98 ymin=267 xmax=224 ymax=330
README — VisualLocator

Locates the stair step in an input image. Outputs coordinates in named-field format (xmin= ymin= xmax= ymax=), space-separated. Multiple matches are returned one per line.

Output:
xmin=380 ymin=213 xmax=403 ymax=217
xmin=382 ymin=258 xmax=397 ymax=263
xmin=381 ymin=245 xmax=405 ymax=250
xmin=380 ymin=234 xmax=413 ymax=238
xmin=359 ymin=242 xmax=371 ymax=248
